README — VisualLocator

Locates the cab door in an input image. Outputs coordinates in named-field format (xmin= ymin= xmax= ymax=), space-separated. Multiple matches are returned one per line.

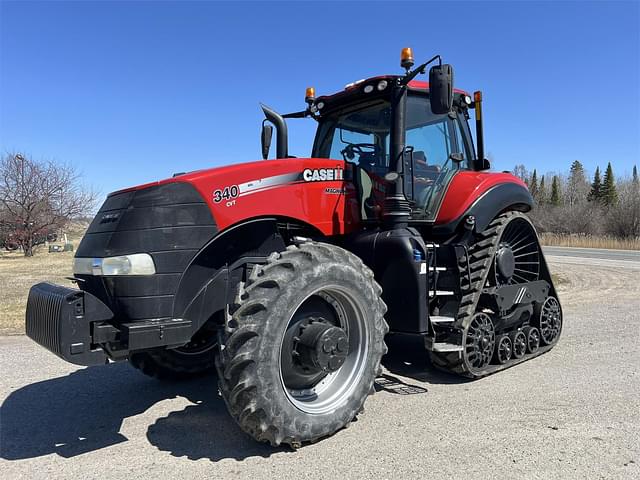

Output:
xmin=404 ymin=95 xmax=472 ymax=220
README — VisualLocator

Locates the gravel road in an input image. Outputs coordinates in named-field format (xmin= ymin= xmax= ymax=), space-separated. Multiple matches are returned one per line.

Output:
xmin=1 ymin=249 xmax=638 ymax=479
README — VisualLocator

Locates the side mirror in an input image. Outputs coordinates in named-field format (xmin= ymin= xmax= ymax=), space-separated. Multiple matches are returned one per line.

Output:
xmin=473 ymin=158 xmax=491 ymax=171
xmin=261 ymin=123 xmax=273 ymax=159
xmin=429 ymin=64 xmax=454 ymax=114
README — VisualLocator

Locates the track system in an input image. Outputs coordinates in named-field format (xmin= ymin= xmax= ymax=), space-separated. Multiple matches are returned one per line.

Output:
xmin=428 ymin=211 xmax=562 ymax=378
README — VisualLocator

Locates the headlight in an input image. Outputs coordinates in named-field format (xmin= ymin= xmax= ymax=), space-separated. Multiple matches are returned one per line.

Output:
xmin=73 ymin=253 xmax=156 ymax=276
xmin=72 ymin=257 xmax=93 ymax=275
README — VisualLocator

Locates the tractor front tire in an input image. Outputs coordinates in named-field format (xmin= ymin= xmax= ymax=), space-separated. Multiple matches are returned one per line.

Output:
xmin=216 ymin=242 xmax=388 ymax=447
xmin=129 ymin=323 xmax=218 ymax=380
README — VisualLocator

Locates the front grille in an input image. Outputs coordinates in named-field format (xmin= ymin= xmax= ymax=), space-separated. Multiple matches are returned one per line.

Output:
xmin=25 ymin=283 xmax=70 ymax=356
xmin=75 ymin=182 xmax=218 ymax=322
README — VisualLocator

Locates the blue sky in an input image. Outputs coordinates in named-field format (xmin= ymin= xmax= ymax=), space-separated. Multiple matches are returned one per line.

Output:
xmin=1 ymin=0 xmax=638 ymax=195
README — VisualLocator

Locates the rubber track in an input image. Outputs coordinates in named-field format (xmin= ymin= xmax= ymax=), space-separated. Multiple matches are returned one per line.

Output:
xmin=429 ymin=211 xmax=554 ymax=378
xmin=216 ymin=242 xmax=388 ymax=447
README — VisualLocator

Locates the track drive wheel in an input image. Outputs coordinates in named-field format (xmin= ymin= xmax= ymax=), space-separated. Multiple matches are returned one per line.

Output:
xmin=216 ymin=242 xmax=388 ymax=447
xmin=129 ymin=322 xmax=218 ymax=380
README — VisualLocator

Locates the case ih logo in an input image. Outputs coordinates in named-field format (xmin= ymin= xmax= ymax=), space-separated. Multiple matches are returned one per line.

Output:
xmin=99 ymin=213 xmax=120 ymax=224
xmin=303 ymin=168 xmax=344 ymax=182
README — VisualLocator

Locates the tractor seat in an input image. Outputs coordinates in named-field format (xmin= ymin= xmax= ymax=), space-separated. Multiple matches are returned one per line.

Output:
xmin=413 ymin=151 xmax=440 ymax=178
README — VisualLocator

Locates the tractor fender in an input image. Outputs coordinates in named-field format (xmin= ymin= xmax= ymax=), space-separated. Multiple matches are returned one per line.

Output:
xmin=434 ymin=182 xmax=533 ymax=235
xmin=466 ymin=182 xmax=533 ymax=232
xmin=172 ymin=217 xmax=321 ymax=335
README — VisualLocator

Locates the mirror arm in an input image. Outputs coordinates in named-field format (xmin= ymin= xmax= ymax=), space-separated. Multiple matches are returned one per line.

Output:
xmin=400 ymin=55 xmax=441 ymax=86
xmin=282 ymin=110 xmax=308 ymax=119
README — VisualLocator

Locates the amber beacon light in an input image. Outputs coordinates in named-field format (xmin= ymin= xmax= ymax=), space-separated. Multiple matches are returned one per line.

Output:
xmin=400 ymin=47 xmax=414 ymax=70
xmin=305 ymin=87 xmax=316 ymax=104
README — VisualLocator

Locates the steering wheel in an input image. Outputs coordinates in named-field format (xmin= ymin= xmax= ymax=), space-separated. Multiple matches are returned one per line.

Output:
xmin=340 ymin=143 xmax=381 ymax=163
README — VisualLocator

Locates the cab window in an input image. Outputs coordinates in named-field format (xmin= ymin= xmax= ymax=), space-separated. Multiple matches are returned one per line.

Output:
xmin=405 ymin=95 xmax=468 ymax=218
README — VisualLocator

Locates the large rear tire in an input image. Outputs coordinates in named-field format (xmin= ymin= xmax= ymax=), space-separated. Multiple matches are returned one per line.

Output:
xmin=216 ymin=242 xmax=388 ymax=447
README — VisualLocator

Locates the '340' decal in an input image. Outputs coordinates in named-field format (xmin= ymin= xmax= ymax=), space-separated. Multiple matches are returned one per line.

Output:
xmin=213 ymin=185 xmax=239 ymax=203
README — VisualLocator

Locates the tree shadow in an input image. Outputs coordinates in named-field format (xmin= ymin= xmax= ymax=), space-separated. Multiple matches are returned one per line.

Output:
xmin=0 ymin=362 xmax=284 ymax=462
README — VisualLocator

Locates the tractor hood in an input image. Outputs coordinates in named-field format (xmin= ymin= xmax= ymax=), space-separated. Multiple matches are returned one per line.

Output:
xmin=107 ymin=157 xmax=354 ymax=236
xmin=74 ymin=157 xmax=354 ymax=321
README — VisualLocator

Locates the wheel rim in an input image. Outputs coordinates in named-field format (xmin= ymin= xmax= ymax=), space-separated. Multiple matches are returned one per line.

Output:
xmin=496 ymin=336 xmax=512 ymax=364
xmin=539 ymin=297 xmax=562 ymax=345
xmin=512 ymin=331 xmax=527 ymax=358
xmin=527 ymin=327 xmax=540 ymax=353
xmin=464 ymin=313 xmax=495 ymax=370
xmin=494 ymin=217 xmax=540 ymax=286
xmin=279 ymin=285 xmax=369 ymax=415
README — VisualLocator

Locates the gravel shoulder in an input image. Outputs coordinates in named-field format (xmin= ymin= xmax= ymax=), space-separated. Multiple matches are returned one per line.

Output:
xmin=1 ymin=257 xmax=638 ymax=479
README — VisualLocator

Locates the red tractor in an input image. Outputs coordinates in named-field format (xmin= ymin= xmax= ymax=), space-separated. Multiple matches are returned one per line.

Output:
xmin=26 ymin=49 xmax=562 ymax=447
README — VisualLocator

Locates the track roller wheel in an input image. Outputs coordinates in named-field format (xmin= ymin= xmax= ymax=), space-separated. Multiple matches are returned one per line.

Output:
xmin=524 ymin=326 xmax=540 ymax=353
xmin=510 ymin=330 xmax=527 ymax=359
xmin=216 ymin=242 xmax=388 ymax=447
xmin=493 ymin=335 xmax=512 ymax=365
xmin=537 ymin=296 xmax=562 ymax=345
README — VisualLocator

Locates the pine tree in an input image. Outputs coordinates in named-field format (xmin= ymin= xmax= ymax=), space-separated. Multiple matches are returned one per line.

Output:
xmin=566 ymin=160 xmax=588 ymax=206
xmin=550 ymin=175 xmax=561 ymax=206
xmin=529 ymin=169 xmax=538 ymax=199
xmin=538 ymin=175 xmax=546 ymax=204
xmin=588 ymin=166 xmax=602 ymax=202
xmin=601 ymin=162 xmax=618 ymax=206
xmin=633 ymin=165 xmax=639 ymax=186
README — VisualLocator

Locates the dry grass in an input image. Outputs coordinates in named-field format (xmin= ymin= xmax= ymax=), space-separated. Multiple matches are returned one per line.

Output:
xmin=540 ymin=233 xmax=640 ymax=251
xmin=0 ymin=226 xmax=85 ymax=335
xmin=0 ymin=249 xmax=74 ymax=335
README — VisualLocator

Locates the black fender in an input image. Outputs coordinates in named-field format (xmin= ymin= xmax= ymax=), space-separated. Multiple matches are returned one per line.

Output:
xmin=434 ymin=182 xmax=533 ymax=235
xmin=172 ymin=218 xmax=286 ymax=333
xmin=173 ymin=217 xmax=322 ymax=336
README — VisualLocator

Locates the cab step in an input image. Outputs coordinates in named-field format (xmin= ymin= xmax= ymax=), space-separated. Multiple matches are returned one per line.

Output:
xmin=429 ymin=315 xmax=455 ymax=324
xmin=429 ymin=290 xmax=455 ymax=296
xmin=425 ymin=339 xmax=464 ymax=353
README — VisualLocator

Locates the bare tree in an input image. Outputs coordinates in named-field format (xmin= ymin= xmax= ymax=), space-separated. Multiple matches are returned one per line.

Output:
xmin=512 ymin=164 xmax=529 ymax=184
xmin=606 ymin=178 xmax=640 ymax=238
xmin=0 ymin=152 xmax=97 ymax=256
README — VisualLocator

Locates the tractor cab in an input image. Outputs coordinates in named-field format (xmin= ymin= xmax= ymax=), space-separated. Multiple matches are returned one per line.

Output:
xmin=311 ymin=79 xmax=476 ymax=221
xmin=262 ymin=48 xmax=488 ymax=225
